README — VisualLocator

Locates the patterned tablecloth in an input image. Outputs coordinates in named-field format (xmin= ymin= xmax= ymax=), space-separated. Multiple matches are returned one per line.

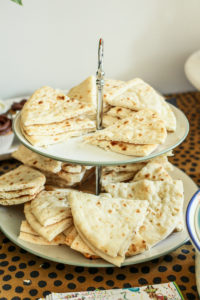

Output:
xmin=0 ymin=91 xmax=200 ymax=300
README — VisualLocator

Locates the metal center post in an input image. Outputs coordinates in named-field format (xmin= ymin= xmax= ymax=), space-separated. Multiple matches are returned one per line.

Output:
xmin=95 ymin=38 xmax=104 ymax=195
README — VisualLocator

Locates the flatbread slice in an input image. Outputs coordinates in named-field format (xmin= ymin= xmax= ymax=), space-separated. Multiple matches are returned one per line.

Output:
xmin=103 ymin=79 xmax=135 ymax=102
xmin=86 ymin=110 xmax=167 ymax=145
xmin=132 ymin=162 xmax=173 ymax=182
xmin=61 ymin=164 xmax=82 ymax=173
xmin=24 ymin=202 xmax=72 ymax=241
xmin=105 ymin=78 xmax=176 ymax=132
xmin=68 ymin=191 xmax=149 ymax=266
xmin=21 ymin=125 xmax=94 ymax=147
xmin=30 ymin=190 xmax=72 ymax=226
xmin=67 ymin=76 xmax=96 ymax=109
xmin=65 ymin=226 xmax=78 ymax=246
xmin=71 ymin=234 xmax=99 ymax=257
xmin=107 ymin=106 xmax=136 ymax=118
xmin=19 ymin=221 xmax=66 ymax=245
xmin=104 ymin=180 xmax=184 ymax=255
xmin=101 ymin=170 xmax=135 ymax=186
xmin=85 ymin=137 xmax=158 ymax=156
xmin=0 ymin=187 xmax=43 ymax=206
xmin=0 ymin=165 xmax=45 ymax=192
xmin=23 ymin=117 xmax=95 ymax=136
xmin=21 ymin=86 xmax=94 ymax=126
xmin=12 ymin=145 xmax=62 ymax=173
xmin=57 ymin=170 xmax=86 ymax=184
xmin=0 ymin=185 xmax=43 ymax=199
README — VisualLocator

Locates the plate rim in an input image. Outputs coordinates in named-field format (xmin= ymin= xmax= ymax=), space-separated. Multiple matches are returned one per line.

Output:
xmin=186 ymin=189 xmax=200 ymax=252
xmin=13 ymin=104 xmax=190 ymax=166
xmin=0 ymin=166 xmax=198 ymax=268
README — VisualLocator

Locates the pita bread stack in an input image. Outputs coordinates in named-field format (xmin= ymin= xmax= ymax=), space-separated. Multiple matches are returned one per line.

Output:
xmin=20 ymin=86 xmax=96 ymax=146
xmin=103 ymin=78 xmax=176 ymax=132
xmin=68 ymin=191 xmax=149 ymax=266
xmin=85 ymin=109 xmax=167 ymax=156
xmin=12 ymin=145 xmax=94 ymax=188
xmin=0 ymin=165 xmax=45 ymax=206
xmin=102 ymin=153 xmax=173 ymax=186
xmin=21 ymin=190 xmax=73 ymax=243
xmin=104 ymin=179 xmax=184 ymax=256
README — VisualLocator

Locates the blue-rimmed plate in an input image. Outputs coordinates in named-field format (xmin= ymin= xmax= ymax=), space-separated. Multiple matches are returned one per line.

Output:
xmin=186 ymin=189 xmax=200 ymax=253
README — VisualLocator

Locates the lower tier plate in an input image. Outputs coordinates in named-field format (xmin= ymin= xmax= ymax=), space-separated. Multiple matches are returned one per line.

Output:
xmin=0 ymin=166 xmax=197 ymax=268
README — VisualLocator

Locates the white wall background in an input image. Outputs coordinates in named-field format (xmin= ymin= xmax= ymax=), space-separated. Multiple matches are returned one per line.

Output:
xmin=0 ymin=0 xmax=200 ymax=99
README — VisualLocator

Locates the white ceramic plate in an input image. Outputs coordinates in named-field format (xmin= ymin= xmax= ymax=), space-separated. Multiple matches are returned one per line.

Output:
xmin=13 ymin=104 xmax=189 ymax=166
xmin=0 ymin=166 xmax=197 ymax=267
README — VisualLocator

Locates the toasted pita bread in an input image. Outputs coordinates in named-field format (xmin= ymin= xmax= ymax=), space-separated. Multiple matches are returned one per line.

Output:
xmin=102 ymin=115 xmax=121 ymax=128
xmin=19 ymin=220 xmax=66 ymax=245
xmin=21 ymin=86 xmax=93 ymax=126
xmin=24 ymin=202 xmax=72 ymax=241
xmin=71 ymin=234 xmax=97 ymax=256
xmin=30 ymin=190 xmax=72 ymax=226
xmin=85 ymin=137 xmax=158 ymax=156
xmin=0 ymin=187 xmax=43 ymax=206
xmin=0 ymin=185 xmax=43 ymax=199
xmin=107 ymin=106 xmax=136 ymax=119
xmin=105 ymin=78 xmax=176 ymax=132
xmin=21 ymin=124 xmax=94 ymax=147
xmin=61 ymin=164 xmax=82 ymax=173
xmin=65 ymin=226 xmax=78 ymax=246
xmin=86 ymin=110 xmax=167 ymax=145
xmin=68 ymin=191 xmax=149 ymax=266
xmin=0 ymin=165 xmax=45 ymax=192
xmin=101 ymin=170 xmax=135 ymax=186
xmin=57 ymin=170 xmax=85 ymax=185
xmin=67 ymin=76 xmax=96 ymax=109
xmin=104 ymin=180 xmax=184 ymax=256
xmin=133 ymin=162 xmax=173 ymax=182
xmin=103 ymin=79 xmax=135 ymax=102
xmin=12 ymin=145 xmax=62 ymax=173
xmin=24 ymin=117 xmax=95 ymax=136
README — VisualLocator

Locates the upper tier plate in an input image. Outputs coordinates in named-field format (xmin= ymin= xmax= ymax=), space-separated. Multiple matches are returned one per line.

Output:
xmin=13 ymin=104 xmax=189 ymax=166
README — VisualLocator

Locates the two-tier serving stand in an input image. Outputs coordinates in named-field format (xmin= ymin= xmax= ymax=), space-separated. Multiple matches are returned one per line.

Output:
xmin=10 ymin=38 xmax=198 ymax=267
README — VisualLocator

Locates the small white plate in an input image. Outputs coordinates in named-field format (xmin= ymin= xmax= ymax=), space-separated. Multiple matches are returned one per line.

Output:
xmin=0 ymin=96 xmax=28 ymax=160
xmin=13 ymin=104 xmax=189 ymax=166
xmin=0 ymin=166 xmax=197 ymax=267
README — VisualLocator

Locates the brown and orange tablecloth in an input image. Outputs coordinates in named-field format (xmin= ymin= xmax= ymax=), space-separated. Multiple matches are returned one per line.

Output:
xmin=0 ymin=91 xmax=200 ymax=300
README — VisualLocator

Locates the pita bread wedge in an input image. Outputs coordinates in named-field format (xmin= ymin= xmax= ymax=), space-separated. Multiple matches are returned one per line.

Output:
xmin=61 ymin=164 xmax=82 ymax=173
xmin=30 ymin=190 xmax=72 ymax=226
xmin=67 ymin=76 xmax=96 ymax=109
xmin=71 ymin=234 xmax=98 ymax=257
xmin=105 ymin=78 xmax=176 ymax=132
xmin=0 ymin=165 xmax=45 ymax=192
xmin=85 ymin=137 xmax=158 ymax=156
xmin=102 ymin=115 xmax=121 ymax=128
xmin=57 ymin=170 xmax=85 ymax=184
xmin=101 ymin=170 xmax=135 ymax=186
xmin=21 ymin=124 xmax=94 ymax=147
xmin=19 ymin=220 xmax=66 ymax=245
xmin=104 ymin=180 xmax=184 ymax=255
xmin=133 ymin=162 xmax=173 ymax=182
xmin=24 ymin=202 xmax=72 ymax=241
xmin=12 ymin=145 xmax=62 ymax=173
xmin=0 ymin=185 xmax=43 ymax=199
xmin=103 ymin=79 xmax=135 ymax=102
xmin=0 ymin=187 xmax=43 ymax=206
xmin=68 ymin=191 xmax=149 ymax=266
xmin=21 ymin=86 xmax=93 ymax=126
xmin=24 ymin=117 xmax=95 ymax=136
xmin=107 ymin=106 xmax=136 ymax=119
xmin=65 ymin=226 xmax=78 ymax=246
xmin=86 ymin=110 xmax=167 ymax=145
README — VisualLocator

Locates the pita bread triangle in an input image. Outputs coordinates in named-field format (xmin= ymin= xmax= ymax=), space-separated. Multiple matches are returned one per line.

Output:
xmin=104 ymin=179 xmax=184 ymax=256
xmin=67 ymin=76 xmax=96 ymax=109
xmin=21 ymin=86 xmax=93 ymax=126
xmin=0 ymin=165 xmax=45 ymax=192
xmin=132 ymin=162 xmax=173 ymax=182
xmin=103 ymin=79 xmax=135 ymax=101
xmin=105 ymin=78 xmax=176 ymax=132
xmin=86 ymin=109 xmax=167 ymax=145
xmin=68 ymin=191 xmax=149 ymax=266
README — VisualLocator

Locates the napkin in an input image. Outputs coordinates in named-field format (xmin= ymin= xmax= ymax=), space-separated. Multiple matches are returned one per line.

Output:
xmin=39 ymin=282 xmax=184 ymax=300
